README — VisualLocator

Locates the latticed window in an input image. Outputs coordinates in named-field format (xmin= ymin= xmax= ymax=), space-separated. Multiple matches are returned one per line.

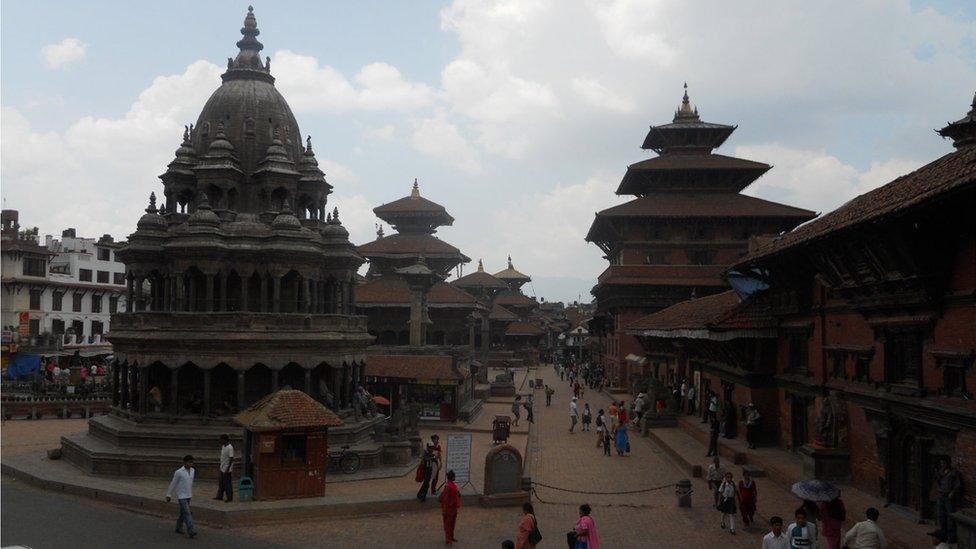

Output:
xmin=884 ymin=330 xmax=924 ymax=385
xmin=938 ymin=358 xmax=972 ymax=399
xmin=854 ymin=355 xmax=872 ymax=382
xmin=788 ymin=333 xmax=809 ymax=374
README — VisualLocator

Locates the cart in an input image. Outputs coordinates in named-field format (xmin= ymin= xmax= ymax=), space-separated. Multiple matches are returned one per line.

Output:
xmin=492 ymin=415 xmax=512 ymax=444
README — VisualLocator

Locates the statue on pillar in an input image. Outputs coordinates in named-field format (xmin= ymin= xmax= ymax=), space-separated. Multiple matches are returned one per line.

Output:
xmin=815 ymin=390 xmax=847 ymax=448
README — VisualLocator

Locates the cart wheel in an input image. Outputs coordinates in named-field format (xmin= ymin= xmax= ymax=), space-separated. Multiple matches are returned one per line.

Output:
xmin=340 ymin=453 xmax=361 ymax=474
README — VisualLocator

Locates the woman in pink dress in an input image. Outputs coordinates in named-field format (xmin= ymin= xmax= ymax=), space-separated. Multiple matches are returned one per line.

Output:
xmin=574 ymin=504 xmax=600 ymax=549
xmin=738 ymin=470 xmax=758 ymax=527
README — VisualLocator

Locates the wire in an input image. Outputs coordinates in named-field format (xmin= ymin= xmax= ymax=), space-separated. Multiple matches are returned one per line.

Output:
xmin=531 ymin=480 xmax=676 ymax=496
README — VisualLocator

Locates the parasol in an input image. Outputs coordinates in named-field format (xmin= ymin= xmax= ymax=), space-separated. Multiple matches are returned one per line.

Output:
xmin=791 ymin=479 xmax=839 ymax=502
xmin=372 ymin=395 xmax=391 ymax=406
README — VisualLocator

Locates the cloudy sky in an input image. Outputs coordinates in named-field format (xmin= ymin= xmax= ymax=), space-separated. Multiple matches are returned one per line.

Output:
xmin=2 ymin=0 xmax=975 ymax=303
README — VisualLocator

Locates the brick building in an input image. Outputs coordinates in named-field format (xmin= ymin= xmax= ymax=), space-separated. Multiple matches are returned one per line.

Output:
xmin=629 ymin=94 xmax=976 ymax=521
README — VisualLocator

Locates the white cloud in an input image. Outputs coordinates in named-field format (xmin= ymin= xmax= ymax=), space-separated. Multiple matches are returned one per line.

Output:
xmin=320 ymin=159 xmax=358 ymax=185
xmin=273 ymin=51 xmax=434 ymax=113
xmin=585 ymin=0 xmax=677 ymax=63
xmin=330 ymin=194 xmax=378 ymax=244
xmin=365 ymin=124 xmax=396 ymax=141
xmin=737 ymin=143 xmax=924 ymax=215
xmin=41 ymin=38 xmax=87 ymax=69
xmin=410 ymin=112 xmax=481 ymax=173
xmin=571 ymin=77 xmax=635 ymax=113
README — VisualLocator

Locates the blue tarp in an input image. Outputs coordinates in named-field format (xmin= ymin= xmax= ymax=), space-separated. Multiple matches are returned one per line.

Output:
xmin=6 ymin=353 xmax=42 ymax=380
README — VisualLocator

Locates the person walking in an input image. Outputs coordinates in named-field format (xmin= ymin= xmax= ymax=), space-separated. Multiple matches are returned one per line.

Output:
xmin=544 ymin=384 xmax=554 ymax=406
xmin=706 ymin=392 xmax=719 ymax=423
xmin=581 ymin=403 xmax=592 ymax=431
xmin=738 ymin=470 xmax=757 ymax=528
xmin=608 ymin=401 xmax=619 ymax=431
xmin=787 ymin=508 xmax=818 ymax=549
xmin=934 ymin=456 xmax=961 ymax=543
xmin=573 ymin=504 xmax=600 ymax=549
xmin=614 ymin=424 xmax=630 ymax=456
xmin=744 ymin=403 xmax=761 ymax=448
xmin=165 ymin=454 xmax=197 ymax=539
xmin=842 ymin=507 xmax=887 ymax=549
xmin=569 ymin=397 xmax=579 ymax=433
xmin=512 ymin=395 xmax=522 ymax=427
xmin=439 ymin=470 xmax=461 ymax=546
xmin=516 ymin=502 xmax=540 ymax=549
xmin=686 ymin=385 xmax=696 ymax=415
xmin=617 ymin=401 xmax=628 ymax=426
xmin=601 ymin=427 xmax=612 ymax=456
xmin=819 ymin=495 xmax=846 ymax=549
xmin=214 ymin=434 xmax=234 ymax=502
xmin=717 ymin=471 xmax=739 ymax=534
xmin=428 ymin=434 xmax=443 ymax=495
xmin=762 ymin=516 xmax=790 ymax=549
xmin=416 ymin=445 xmax=435 ymax=502
xmin=707 ymin=417 xmax=720 ymax=457
xmin=633 ymin=393 xmax=645 ymax=424
xmin=524 ymin=395 xmax=535 ymax=424
xmin=706 ymin=457 xmax=725 ymax=507
xmin=595 ymin=409 xmax=605 ymax=448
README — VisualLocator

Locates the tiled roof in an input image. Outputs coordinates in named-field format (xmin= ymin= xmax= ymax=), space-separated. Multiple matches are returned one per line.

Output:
xmin=489 ymin=302 xmax=519 ymax=321
xmin=738 ymin=145 xmax=976 ymax=264
xmin=365 ymin=354 xmax=458 ymax=381
xmin=233 ymin=389 xmax=344 ymax=432
xmin=626 ymin=290 xmax=775 ymax=334
xmin=452 ymin=270 xmax=509 ymax=290
xmin=355 ymin=277 xmax=479 ymax=307
xmin=596 ymin=265 xmax=727 ymax=287
xmin=374 ymin=194 xmax=449 ymax=214
xmin=505 ymin=321 xmax=544 ymax=336
xmin=592 ymin=193 xmax=815 ymax=219
xmin=493 ymin=291 xmax=538 ymax=307
xmin=358 ymin=234 xmax=464 ymax=256
xmin=626 ymin=153 xmax=770 ymax=172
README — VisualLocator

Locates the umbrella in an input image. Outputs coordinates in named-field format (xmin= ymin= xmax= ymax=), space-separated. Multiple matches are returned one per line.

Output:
xmin=791 ymin=479 xmax=839 ymax=502
xmin=372 ymin=395 xmax=391 ymax=406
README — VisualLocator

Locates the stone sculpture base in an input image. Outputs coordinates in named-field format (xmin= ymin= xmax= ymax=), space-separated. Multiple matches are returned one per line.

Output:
xmin=799 ymin=444 xmax=851 ymax=481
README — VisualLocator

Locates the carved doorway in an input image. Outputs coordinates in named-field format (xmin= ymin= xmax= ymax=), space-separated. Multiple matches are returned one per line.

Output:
xmin=790 ymin=395 xmax=809 ymax=452
xmin=891 ymin=433 xmax=932 ymax=517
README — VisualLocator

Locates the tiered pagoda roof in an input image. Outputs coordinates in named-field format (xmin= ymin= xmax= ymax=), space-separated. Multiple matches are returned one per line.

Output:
xmin=373 ymin=179 xmax=455 ymax=234
xmin=453 ymin=259 xmax=509 ymax=291
xmin=356 ymin=277 xmax=480 ymax=308
xmin=493 ymin=255 xmax=532 ymax=286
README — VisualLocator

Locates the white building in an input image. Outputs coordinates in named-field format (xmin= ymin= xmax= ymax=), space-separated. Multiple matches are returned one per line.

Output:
xmin=1 ymin=210 xmax=127 ymax=355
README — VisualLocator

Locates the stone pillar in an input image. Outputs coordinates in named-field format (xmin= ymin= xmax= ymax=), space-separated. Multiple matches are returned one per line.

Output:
xmin=309 ymin=279 xmax=317 ymax=314
xmin=341 ymin=365 xmax=350 ymax=408
xmin=138 ymin=367 xmax=148 ymax=415
xmin=240 ymin=276 xmax=249 ymax=312
xmin=203 ymin=369 xmax=212 ymax=416
xmin=347 ymin=280 xmax=356 ymax=312
xmin=272 ymin=276 xmax=282 ymax=313
xmin=135 ymin=276 xmax=146 ymax=311
xmin=205 ymin=273 xmax=215 ymax=312
xmin=188 ymin=275 xmax=197 ymax=312
xmin=302 ymin=276 xmax=311 ymax=313
xmin=129 ymin=365 xmax=138 ymax=410
xmin=120 ymin=363 xmax=130 ymax=408
xmin=169 ymin=368 xmax=180 ymax=415
xmin=174 ymin=275 xmax=185 ymax=312
xmin=271 ymin=368 xmax=279 ymax=392
xmin=304 ymin=368 xmax=312 ymax=395
xmin=162 ymin=275 xmax=171 ymax=311
xmin=237 ymin=370 xmax=246 ymax=410
xmin=219 ymin=272 xmax=228 ymax=312
xmin=331 ymin=367 xmax=341 ymax=407
xmin=408 ymin=286 xmax=424 ymax=346
xmin=259 ymin=274 xmax=268 ymax=312
xmin=126 ymin=274 xmax=135 ymax=306
xmin=112 ymin=362 xmax=121 ymax=406
xmin=328 ymin=281 xmax=337 ymax=313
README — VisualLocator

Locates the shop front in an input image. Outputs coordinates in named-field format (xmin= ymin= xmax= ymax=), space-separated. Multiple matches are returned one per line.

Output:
xmin=365 ymin=354 xmax=467 ymax=422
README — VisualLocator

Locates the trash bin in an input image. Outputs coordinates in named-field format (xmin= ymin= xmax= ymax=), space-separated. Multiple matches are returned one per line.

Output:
xmin=238 ymin=476 xmax=254 ymax=502
xmin=492 ymin=415 xmax=511 ymax=444
xmin=675 ymin=478 xmax=693 ymax=508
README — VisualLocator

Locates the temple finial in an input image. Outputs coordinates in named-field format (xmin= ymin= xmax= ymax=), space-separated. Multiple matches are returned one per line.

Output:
xmin=306 ymin=135 xmax=313 ymax=153
xmin=507 ymin=255 xmax=513 ymax=268
xmin=376 ymin=223 xmax=384 ymax=238
xmin=146 ymin=192 xmax=158 ymax=214
xmin=477 ymin=259 xmax=484 ymax=272
xmin=676 ymin=81 xmax=697 ymax=119
xmin=411 ymin=178 xmax=420 ymax=198
xmin=333 ymin=207 xmax=339 ymax=223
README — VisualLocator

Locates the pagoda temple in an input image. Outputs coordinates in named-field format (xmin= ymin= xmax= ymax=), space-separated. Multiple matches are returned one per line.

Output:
xmin=586 ymin=85 xmax=815 ymax=388
xmin=60 ymin=7 xmax=387 ymax=478
xmin=355 ymin=181 xmax=481 ymax=421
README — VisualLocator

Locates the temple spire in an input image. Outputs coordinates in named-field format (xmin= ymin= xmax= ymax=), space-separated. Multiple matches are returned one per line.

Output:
xmin=222 ymin=5 xmax=273 ymax=83
xmin=477 ymin=259 xmax=484 ymax=272
xmin=507 ymin=255 xmax=513 ymax=269
xmin=675 ymin=82 xmax=698 ymax=120
xmin=411 ymin=178 xmax=420 ymax=198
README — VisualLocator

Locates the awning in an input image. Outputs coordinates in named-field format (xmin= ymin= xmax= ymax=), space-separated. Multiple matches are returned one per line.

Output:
xmin=624 ymin=354 xmax=647 ymax=365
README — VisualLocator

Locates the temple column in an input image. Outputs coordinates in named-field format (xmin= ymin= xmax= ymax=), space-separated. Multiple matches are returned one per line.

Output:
xmin=309 ymin=279 xmax=317 ymax=314
xmin=304 ymin=369 xmax=312 ymax=395
xmin=331 ymin=367 xmax=342 ymax=408
xmin=272 ymin=276 xmax=282 ymax=313
xmin=138 ymin=367 xmax=148 ymax=415
xmin=219 ymin=272 xmax=228 ymax=312
xmin=236 ymin=370 xmax=245 ymax=411
xmin=169 ymin=368 xmax=179 ymax=415
xmin=304 ymin=277 xmax=312 ymax=313
xmin=203 ymin=369 xmax=212 ymax=416
xmin=129 ymin=365 xmax=138 ymax=410
xmin=120 ymin=363 xmax=130 ymax=408
xmin=126 ymin=274 xmax=135 ymax=307
xmin=319 ymin=281 xmax=326 ymax=313
xmin=135 ymin=276 xmax=146 ymax=311
xmin=162 ymin=275 xmax=172 ymax=311
xmin=188 ymin=275 xmax=197 ymax=312
xmin=240 ymin=276 xmax=249 ymax=312
xmin=259 ymin=274 xmax=268 ymax=312
xmin=271 ymin=368 xmax=279 ymax=392
xmin=342 ymin=365 xmax=351 ymax=408
xmin=112 ymin=362 xmax=121 ymax=406
xmin=205 ymin=273 xmax=215 ymax=312
xmin=174 ymin=275 xmax=185 ymax=312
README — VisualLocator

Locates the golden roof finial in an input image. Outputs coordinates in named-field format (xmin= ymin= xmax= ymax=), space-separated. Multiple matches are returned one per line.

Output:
xmin=477 ymin=259 xmax=484 ymax=272
xmin=410 ymin=178 xmax=420 ymax=198
xmin=507 ymin=255 xmax=513 ymax=268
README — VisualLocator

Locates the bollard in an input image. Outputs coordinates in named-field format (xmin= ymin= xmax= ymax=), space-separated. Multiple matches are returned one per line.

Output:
xmin=675 ymin=478 xmax=693 ymax=508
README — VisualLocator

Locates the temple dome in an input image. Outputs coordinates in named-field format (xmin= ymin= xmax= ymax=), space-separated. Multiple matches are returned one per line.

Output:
xmin=191 ymin=7 xmax=304 ymax=168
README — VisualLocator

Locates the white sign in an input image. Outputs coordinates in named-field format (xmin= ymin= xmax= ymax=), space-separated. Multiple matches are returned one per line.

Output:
xmin=445 ymin=433 xmax=472 ymax=485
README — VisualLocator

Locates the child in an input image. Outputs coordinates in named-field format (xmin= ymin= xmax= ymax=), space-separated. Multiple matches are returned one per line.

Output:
xmin=718 ymin=471 xmax=739 ymax=535
xmin=602 ymin=428 xmax=612 ymax=456
xmin=595 ymin=409 xmax=605 ymax=448
xmin=582 ymin=403 xmax=592 ymax=431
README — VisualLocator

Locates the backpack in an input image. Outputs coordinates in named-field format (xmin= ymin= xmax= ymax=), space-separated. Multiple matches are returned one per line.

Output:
xmin=528 ymin=516 xmax=542 ymax=544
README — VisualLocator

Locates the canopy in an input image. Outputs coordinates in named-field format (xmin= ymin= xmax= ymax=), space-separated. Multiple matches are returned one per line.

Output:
xmin=6 ymin=353 xmax=41 ymax=380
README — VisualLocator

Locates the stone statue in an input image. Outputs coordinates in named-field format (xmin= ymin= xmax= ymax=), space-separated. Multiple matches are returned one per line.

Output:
xmin=816 ymin=391 xmax=842 ymax=448
xmin=402 ymin=400 xmax=422 ymax=434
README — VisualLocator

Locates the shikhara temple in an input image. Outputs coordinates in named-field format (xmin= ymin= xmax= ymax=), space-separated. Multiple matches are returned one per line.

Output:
xmin=586 ymin=85 xmax=815 ymax=388
xmin=58 ymin=6 xmax=548 ymax=474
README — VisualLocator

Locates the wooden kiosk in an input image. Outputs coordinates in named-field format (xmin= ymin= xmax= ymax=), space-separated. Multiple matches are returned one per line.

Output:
xmin=234 ymin=390 xmax=344 ymax=500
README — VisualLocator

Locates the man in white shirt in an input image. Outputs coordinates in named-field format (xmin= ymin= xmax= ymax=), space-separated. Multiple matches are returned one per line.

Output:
xmin=787 ymin=509 xmax=817 ymax=548
xmin=762 ymin=516 xmax=790 ymax=549
xmin=569 ymin=397 xmax=579 ymax=433
xmin=215 ymin=434 xmax=234 ymax=502
xmin=842 ymin=507 xmax=887 ymax=549
xmin=165 ymin=455 xmax=197 ymax=539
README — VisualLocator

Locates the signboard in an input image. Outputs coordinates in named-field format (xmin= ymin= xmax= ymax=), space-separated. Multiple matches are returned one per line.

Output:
xmin=18 ymin=312 xmax=29 ymax=338
xmin=259 ymin=435 xmax=276 ymax=453
xmin=445 ymin=433 xmax=472 ymax=485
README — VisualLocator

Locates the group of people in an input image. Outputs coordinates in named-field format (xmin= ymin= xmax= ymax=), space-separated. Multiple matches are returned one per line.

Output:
xmin=41 ymin=358 xmax=107 ymax=385
xmin=511 ymin=394 xmax=535 ymax=426
xmin=556 ymin=359 xmax=606 ymax=392
xmin=502 ymin=502 xmax=599 ymax=549
xmin=163 ymin=434 xmax=236 ymax=540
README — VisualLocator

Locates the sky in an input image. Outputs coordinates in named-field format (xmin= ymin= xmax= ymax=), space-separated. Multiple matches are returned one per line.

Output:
xmin=2 ymin=0 xmax=975 ymax=303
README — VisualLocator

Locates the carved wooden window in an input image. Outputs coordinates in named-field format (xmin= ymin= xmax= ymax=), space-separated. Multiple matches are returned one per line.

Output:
xmin=830 ymin=353 xmax=845 ymax=379
xmin=938 ymin=358 xmax=972 ymax=399
xmin=787 ymin=333 xmax=810 ymax=374
xmin=883 ymin=330 xmax=924 ymax=385
xmin=644 ymin=252 xmax=666 ymax=265
xmin=23 ymin=257 xmax=46 ymax=277
xmin=854 ymin=355 xmax=872 ymax=383
xmin=29 ymin=288 xmax=42 ymax=310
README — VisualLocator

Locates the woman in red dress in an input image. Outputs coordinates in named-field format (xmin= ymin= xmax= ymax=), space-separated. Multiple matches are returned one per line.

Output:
xmin=738 ymin=470 xmax=757 ymax=527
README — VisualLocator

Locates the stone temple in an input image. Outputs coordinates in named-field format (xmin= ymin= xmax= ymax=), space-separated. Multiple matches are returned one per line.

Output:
xmin=62 ymin=7 xmax=385 ymax=478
